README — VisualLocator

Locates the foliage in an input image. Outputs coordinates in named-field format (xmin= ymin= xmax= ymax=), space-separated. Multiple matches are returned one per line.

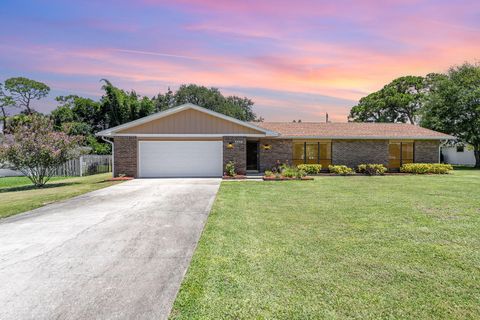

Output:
xmin=421 ymin=62 xmax=480 ymax=167
xmin=297 ymin=164 xmax=322 ymax=174
xmin=358 ymin=164 xmax=387 ymax=175
xmin=349 ymin=76 xmax=425 ymax=124
xmin=0 ymin=84 xmax=15 ymax=134
xmin=280 ymin=165 xmax=307 ymax=179
xmin=3 ymin=77 xmax=50 ymax=114
xmin=328 ymin=165 xmax=355 ymax=175
xmin=225 ymin=161 xmax=236 ymax=177
xmin=85 ymin=135 xmax=111 ymax=155
xmin=264 ymin=170 xmax=274 ymax=177
xmin=0 ymin=114 xmax=83 ymax=186
xmin=400 ymin=163 xmax=453 ymax=174
xmin=153 ymin=84 xmax=258 ymax=121
xmin=100 ymin=79 xmax=156 ymax=128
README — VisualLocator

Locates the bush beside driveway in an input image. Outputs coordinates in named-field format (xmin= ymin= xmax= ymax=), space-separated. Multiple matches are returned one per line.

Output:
xmin=171 ymin=170 xmax=480 ymax=319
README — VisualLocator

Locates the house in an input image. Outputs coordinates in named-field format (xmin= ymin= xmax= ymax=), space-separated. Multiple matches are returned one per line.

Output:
xmin=96 ymin=103 xmax=453 ymax=177
xmin=442 ymin=144 xmax=476 ymax=166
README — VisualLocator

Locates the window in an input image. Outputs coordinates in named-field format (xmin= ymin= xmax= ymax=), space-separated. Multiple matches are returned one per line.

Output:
xmin=292 ymin=141 xmax=331 ymax=166
xmin=456 ymin=145 xmax=464 ymax=152
xmin=388 ymin=141 xmax=414 ymax=168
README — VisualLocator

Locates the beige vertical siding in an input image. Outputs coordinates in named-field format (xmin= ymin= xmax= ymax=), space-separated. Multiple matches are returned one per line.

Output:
xmin=118 ymin=109 xmax=263 ymax=134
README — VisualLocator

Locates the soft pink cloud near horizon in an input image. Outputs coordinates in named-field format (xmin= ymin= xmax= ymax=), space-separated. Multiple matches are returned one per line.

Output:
xmin=0 ymin=0 xmax=479 ymax=121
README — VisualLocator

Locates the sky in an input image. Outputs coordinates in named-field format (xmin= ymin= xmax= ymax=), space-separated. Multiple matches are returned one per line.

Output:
xmin=0 ymin=0 xmax=479 ymax=122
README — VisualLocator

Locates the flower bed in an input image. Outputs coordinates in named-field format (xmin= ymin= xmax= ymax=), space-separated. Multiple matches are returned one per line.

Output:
xmin=106 ymin=176 xmax=134 ymax=181
xmin=263 ymin=176 xmax=314 ymax=181
xmin=222 ymin=175 xmax=247 ymax=180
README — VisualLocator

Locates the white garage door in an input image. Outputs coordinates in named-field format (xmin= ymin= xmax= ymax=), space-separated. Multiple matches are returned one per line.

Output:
xmin=138 ymin=141 xmax=223 ymax=178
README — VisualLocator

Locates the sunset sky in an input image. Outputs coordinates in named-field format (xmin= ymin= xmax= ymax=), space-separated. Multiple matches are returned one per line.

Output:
xmin=1 ymin=0 xmax=479 ymax=122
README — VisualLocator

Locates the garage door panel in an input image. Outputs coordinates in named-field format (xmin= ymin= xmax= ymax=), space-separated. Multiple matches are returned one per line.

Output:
xmin=138 ymin=141 xmax=223 ymax=177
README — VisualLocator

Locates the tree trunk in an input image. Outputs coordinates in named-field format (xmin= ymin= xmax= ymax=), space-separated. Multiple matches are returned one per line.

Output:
xmin=474 ymin=146 xmax=480 ymax=168
xmin=0 ymin=106 xmax=6 ymax=134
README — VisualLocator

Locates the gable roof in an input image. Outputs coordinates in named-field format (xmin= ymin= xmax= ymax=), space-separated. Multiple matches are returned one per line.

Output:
xmin=253 ymin=122 xmax=453 ymax=140
xmin=96 ymin=103 xmax=278 ymax=137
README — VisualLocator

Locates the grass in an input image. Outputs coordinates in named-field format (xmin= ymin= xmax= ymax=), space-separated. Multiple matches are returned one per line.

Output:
xmin=0 ymin=173 xmax=121 ymax=219
xmin=171 ymin=170 xmax=480 ymax=319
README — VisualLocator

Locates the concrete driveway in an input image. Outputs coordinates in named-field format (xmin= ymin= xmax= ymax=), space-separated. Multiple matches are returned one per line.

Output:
xmin=0 ymin=178 xmax=221 ymax=320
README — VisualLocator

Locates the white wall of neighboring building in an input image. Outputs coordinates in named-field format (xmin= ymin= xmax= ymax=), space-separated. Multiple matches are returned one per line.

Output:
xmin=442 ymin=146 xmax=476 ymax=166
xmin=0 ymin=168 xmax=24 ymax=177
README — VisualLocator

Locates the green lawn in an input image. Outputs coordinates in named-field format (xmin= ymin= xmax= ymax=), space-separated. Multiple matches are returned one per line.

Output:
xmin=0 ymin=173 xmax=121 ymax=219
xmin=171 ymin=170 xmax=480 ymax=319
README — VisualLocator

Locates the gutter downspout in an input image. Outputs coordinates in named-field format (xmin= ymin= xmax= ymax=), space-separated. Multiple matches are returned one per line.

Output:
xmin=439 ymin=139 xmax=450 ymax=163
xmin=101 ymin=136 xmax=115 ymax=177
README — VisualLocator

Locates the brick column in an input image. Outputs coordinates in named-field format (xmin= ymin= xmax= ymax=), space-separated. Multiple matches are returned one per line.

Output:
xmin=114 ymin=137 xmax=138 ymax=177
xmin=223 ymin=137 xmax=246 ymax=175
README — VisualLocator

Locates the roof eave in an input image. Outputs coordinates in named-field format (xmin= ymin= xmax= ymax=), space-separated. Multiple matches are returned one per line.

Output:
xmin=272 ymin=135 xmax=454 ymax=140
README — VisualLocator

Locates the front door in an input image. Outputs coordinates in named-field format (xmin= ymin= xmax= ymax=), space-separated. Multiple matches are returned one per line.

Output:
xmin=246 ymin=141 xmax=259 ymax=171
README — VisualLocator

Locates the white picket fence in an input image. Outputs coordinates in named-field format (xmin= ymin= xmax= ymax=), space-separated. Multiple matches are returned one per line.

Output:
xmin=53 ymin=155 xmax=112 ymax=177
xmin=0 ymin=155 xmax=112 ymax=177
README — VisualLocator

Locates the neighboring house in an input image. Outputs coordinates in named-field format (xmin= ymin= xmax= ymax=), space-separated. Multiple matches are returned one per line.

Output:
xmin=0 ymin=168 xmax=23 ymax=177
xmin=442 ymin=144 xmax=476 ymax=166
xmin=96 ymin=103 xmax=453 ymax=178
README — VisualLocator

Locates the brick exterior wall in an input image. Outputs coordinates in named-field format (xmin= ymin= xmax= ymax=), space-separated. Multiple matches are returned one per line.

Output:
xmin=223 ymin=136 xmax=247 ymax=175
xmin=114 ymin=136 xmax=138 ymax=177
xmin=258 ymin=139 xmax=293 ymax=172
xmin=332 ymin=140 xmax=389 ymax=168
xmin=414 ymin=140 xmax=440 ymax=163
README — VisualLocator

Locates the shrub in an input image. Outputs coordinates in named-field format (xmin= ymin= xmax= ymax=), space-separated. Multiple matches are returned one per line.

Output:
xmin=0 ymin=114 xmax=84 ymax=187
xmin=328 ymin=165 xmax=355 ymax=175
xmin=358 ymin=164 xmax=387 ymax=176
xmin=225 ymin=161 xmax=236 ymax=177
xmin=297 ymin=164 xmax=322 ymax=174
xmin=264 ymin=170 xmax=274 ymax=177
xmin=280 ymin=165 xmax=307 ymax=179
xmin=400 ymin=163 xmax=453 ymax=174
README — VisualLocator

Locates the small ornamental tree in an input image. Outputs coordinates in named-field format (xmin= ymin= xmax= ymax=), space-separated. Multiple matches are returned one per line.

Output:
xmin=0 ymin=114 xmax=84 ymax=187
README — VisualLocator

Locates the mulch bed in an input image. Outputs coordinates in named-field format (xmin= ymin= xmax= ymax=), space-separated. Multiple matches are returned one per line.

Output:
xmin=222 ymin=175 xmax=247 ymax=180
xmin=105 ymin=176 xmax=134 ymax=181
xmin=263 ymin=176 xmax=314 ymax=181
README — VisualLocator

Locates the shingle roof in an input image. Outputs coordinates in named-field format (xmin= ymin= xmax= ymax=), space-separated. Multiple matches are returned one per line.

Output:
xmin=252 ymin=122 xmax=453 ymax=139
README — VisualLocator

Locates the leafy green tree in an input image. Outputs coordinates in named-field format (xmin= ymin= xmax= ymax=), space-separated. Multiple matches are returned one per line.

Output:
xmin=349 ymin=76 xmax=425 ymax=124
xmin=0 ymin=84 xmax=14 ymax=134
xmin=4 ymin=77 xmax=50 ymax=114
xmin=421 ymin=62 xmax=480 ymax=167
xmin=0 ymin=114 xmax=83 ymax=186
xmin=153 ymin=84 xmax=258 ymax=121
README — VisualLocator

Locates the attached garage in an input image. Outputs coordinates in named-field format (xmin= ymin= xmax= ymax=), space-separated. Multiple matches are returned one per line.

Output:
xmin=138 ymin=140 xmax=223 ymax=178
xmin=96 ymin=103 xmax=272 ymax=178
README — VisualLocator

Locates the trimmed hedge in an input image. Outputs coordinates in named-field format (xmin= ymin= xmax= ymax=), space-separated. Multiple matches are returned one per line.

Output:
xmin=297 ymin=164 xmax=322 ymax=174
xmin=358 ymin=164 xmax=387 ymax=176
xmin=328 ymin=165 xmax=355 ymax=175
xmin=400 ymin=163 xmax=453 ymax=174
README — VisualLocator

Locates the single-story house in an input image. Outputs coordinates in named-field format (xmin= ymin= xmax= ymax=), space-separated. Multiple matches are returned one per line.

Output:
xmin=96 ymin=103 xmax=453 ymax=178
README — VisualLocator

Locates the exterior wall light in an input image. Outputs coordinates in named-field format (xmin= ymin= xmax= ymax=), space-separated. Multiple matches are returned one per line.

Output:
xmin=263 ymin=144 xmax=272 ymax=150
xmin=227 ymin=142 xmax=234 ymax=149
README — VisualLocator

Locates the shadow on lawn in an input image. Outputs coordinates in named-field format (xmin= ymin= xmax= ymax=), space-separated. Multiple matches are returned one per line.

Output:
xmin=0 ymin=182 xmax=80 ymax=193
xmin=453 ymin=165 xmax=480 ymax=171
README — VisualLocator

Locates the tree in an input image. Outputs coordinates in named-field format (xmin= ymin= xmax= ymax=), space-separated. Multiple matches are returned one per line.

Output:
xmin=0 ymin=84 xmax=14 ymax=134
xmin=153 ymin=84 xmax=258 ymax=121
xmin=349 ymin=76 xmax=425 ymax=124
xmin=0 ymin=114 xmax=83 ymax=186
xmin=421 ymin=62 xmax=480 ymax=167
xmin=4 ymin=77 xmax=50 ymax=114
